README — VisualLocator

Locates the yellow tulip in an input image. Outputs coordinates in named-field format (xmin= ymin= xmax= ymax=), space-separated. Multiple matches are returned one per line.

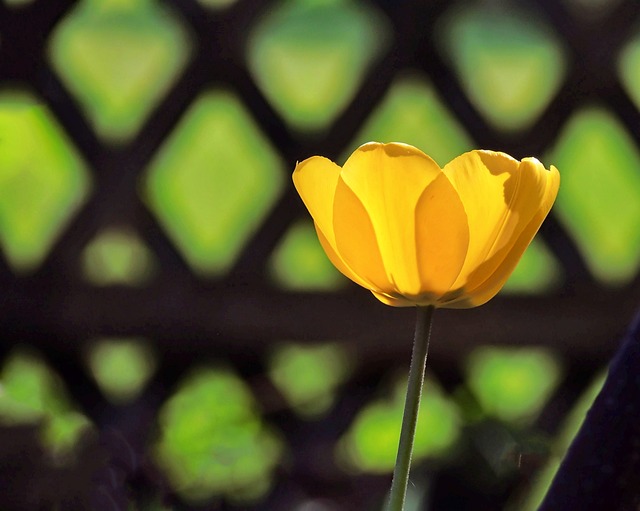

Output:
xmin=293 ymin=142 xmax=560 ymax=308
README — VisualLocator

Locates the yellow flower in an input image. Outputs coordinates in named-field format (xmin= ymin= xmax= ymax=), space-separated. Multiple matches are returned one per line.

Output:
xmin=292 ymin=142 xmax=559 ymax=308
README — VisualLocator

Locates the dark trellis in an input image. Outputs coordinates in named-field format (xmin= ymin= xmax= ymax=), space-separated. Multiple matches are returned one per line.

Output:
xmin=0 ymin=0 xmax=640 ymax=509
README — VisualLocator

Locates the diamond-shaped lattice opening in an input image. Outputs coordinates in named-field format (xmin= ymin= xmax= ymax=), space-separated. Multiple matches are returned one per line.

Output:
xmin=437 ymin=4 xmax=566 ymax=131
xmin=0 ymin=348 xmax=93 ymax=461
xmin=502 ymin=239 xmax=562 ymax=294
xmin=337 ymin=376 xmax=459 ymax=474
xmin=247 ymin=0 xmax=390 ymax=132
xmin=144 ymin=90 xmax=284 ymax=276
xmin=82 ymin=227 xmax=156 ymax=286
xmin=86 ymin=338 xmax=157 ymax=404
xmin=268 ymin=342 xmax=351 ymax=417
xmin=549 ymin=107 xmax=640 ymax=284
xmin=154 ymin=366 xmax=283 ymax=504
xmin=348 ymin=74 xmax=472 ymax=166
xmin=49 ymin=0 xmax=191 ymax=143
xmin=466 ymin=347 xmax=561 ymax=423
xmin=0 ymin=91 xmax=90 ymax=273
xmin=269 ymin=220 xmax=346 ymax=291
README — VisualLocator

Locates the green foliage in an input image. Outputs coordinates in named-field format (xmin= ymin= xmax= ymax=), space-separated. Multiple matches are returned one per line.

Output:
xmin=83 ymin=228 xmax=156 ymax=286
xmin=466 ymin=347 xmax=561 ymax=423
xmin=338 ymin=377 xmax=460 ymax=473
xmin=0 ymin=349 xmax=92 ymax=459
xmin=503 ymin=239 xmax=562 ymax=294
xmin=270 ymin=220 xmax=346 ymax=290
xmin=154 ymin=367 xmax=283 ymax=503
xmin=269 ymin=342 xmax=351 ymax=416
xmin=509 ymin=371 xmax=606 ymax=511
xmin=87 ymin=338 xmax=157 ymax=404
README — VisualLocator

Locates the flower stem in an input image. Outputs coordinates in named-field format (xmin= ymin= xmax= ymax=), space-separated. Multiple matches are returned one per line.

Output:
xmin=386 ymin=305 xmax=435 ymax=511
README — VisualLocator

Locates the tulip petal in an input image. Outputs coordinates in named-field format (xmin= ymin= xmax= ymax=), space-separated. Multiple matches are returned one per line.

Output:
xmin=444 ymin=151 xmax=555 ymax=291
xmin=314 ymin=225 xmax=376 ymax=291
xmin=371 ymin=290 xmax=417 ymax=307
xmin=443 ymin=162 xmax=560 ymax=308
xmin=415 ymin=173 xmax=470 ymax=297
xmin=293 ymin=145 xmax=559 ymax=309
xmin=443 ymin=151 xmax=516 ymax=288
xmin=340 ymin=142 xmax=443 ymax=295
xmin=292 ymin=156 xmax=342 ymax=246
xmin=443 ymin=207 xmax=553 ymax=309
xmin=293 ymin=156 xmax=382 ymax=292
xmin=333 ymin=176 xmax=393 ymax=294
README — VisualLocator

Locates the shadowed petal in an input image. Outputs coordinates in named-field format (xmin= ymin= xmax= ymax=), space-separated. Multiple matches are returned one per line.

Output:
xmin=371 ymin=290 xmax=417 ymax=307
xmin=444 ymin=162 xmax=560 ymax=308
xmin=444 ymin=151 xmax=555 ymax=292
xmin=333 ymin=176 xmax=392 ymax=294
xmin=340 ymin=142 xmax=443 ymax=295
xmin=315 ymin=225 xmax=377 ymax=291
xmin=294 ymin=156 xmax=382 ymax=293
xmin=443 ymin=150 xmax=518 ymax=288
xmin=443 ymin=213 xmax=550 ymax=308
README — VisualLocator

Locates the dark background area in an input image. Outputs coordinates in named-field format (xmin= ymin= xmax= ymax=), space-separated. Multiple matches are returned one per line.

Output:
xmin=0 ymin=0 xmax=640 ymax=509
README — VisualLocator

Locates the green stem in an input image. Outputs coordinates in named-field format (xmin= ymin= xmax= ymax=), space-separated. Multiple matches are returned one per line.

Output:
xmin=386 ymin=305 xmax=435 ymax=511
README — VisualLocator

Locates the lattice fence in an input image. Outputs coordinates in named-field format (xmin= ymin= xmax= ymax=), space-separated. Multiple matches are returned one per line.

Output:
xmin=1 ymin=0 xmax=640 ymax=509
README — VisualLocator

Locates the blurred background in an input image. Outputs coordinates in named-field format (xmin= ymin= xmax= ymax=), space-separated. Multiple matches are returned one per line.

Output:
xmin=0 ymin=0 xmax=639 ymax=509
